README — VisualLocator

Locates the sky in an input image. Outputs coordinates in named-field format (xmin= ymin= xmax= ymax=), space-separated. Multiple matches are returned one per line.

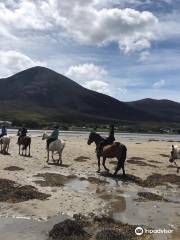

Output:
xmin=0 ymin=0 xmax=180 ymax=102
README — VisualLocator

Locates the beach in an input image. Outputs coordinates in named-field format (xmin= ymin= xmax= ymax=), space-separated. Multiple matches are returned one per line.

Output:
xmin=0 ymin=132 xmax=180 ymax=240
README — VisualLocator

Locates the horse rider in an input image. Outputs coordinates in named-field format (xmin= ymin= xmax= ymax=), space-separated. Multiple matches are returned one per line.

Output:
xmin=97 ymin=125 xmax=115 ymax=154
xmin=0 ymin=125 xmax=7 ymax=138
xmin=47 ymin=125 xmax=59 ymax=149
xmin=18 ymin=126 xmax=28 ymax=137
xmin=17 ymin=125 xmax=28 ymax=144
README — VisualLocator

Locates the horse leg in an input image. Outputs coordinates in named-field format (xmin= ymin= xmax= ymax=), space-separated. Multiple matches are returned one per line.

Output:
xmin=52 ymin=151 xmax=55 ymax=162
xmin=97 ymin=154 xmax=101 ymax=173
xmin=58 ymin=152 xmax=62 ymax=165
xmin=174 ymin=161 xmax=180 ymax=173
xmin=47 ymin=151 xmax=49 ymax=163
xmin=7 ymin=143 xmax=9 ymax=154
xmin=122 ymin=161 xmax=125 ymax=176
xmin=3 ymin=143 xmax=7 ymax=154
xmin=28 ymin=144 xmax=30 ymax=157
xmin=21 ymin=146 xmax=23 ymax=156
xmin=25 ymin=146 xmax=27 ymax=156
xmin=102 ymin=157 xmax=109 ymax=172
xmin=114 ymin=159 xmax=122 ymax=176
xmin=19 ymin=145 xmax=20 ymax=155
xmin=114 ymin=145 xmax=127 ymax=176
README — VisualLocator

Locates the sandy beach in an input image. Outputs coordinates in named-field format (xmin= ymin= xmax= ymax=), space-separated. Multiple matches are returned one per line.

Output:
xmin=0 ymin=132 xmax=180 ymax=240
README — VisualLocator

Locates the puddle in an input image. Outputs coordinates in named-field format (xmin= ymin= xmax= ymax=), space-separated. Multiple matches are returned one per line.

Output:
xmin=33 ymin=173 xmax=76 ymax=187
xmin=65 ymin=178 xmax=89 ymax=192
xmin=87 ymin=177 xmax=109 ymax=185
xmin=0 ymin=179 xmax=50 ymax=203
xmin=34 ymin=173 xmax=111 ymax=192
xmin=0 ymin=214 xmax=67 ymax=240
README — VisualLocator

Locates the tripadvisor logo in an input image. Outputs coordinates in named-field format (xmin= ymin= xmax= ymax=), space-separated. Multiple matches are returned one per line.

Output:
xmin=135 ymin=227 xmax=144 ymax=236
xmin=135 ymin=226 xmax=174 ymax=236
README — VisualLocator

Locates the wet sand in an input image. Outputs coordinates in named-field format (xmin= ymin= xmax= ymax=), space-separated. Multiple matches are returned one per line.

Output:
xmin=0 ymin=133 xmax=180 ymax=239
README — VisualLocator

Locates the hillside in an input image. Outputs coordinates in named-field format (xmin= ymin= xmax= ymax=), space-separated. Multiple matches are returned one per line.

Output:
xmin=128 ymin=98 xmax=180 ymax=122
xmin=0 ymin=67 xmax=179 ymax=124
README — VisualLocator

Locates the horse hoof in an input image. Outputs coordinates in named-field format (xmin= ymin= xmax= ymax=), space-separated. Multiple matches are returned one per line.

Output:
xmin=97 ymin=170 xmax=100 ymax=173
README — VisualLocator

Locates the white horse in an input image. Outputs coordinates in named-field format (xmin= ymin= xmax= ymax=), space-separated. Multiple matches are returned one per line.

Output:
xmin=169 ymin=145 xmax=180 ymax=173
xmin=0 ymin=135 xmax=10 ymax=154
xmin=42 ymin=132 xmax=65 ymax=165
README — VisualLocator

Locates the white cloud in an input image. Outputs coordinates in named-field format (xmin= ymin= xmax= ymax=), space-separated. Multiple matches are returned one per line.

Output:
xmin=139 ymin=51 xmax=150 ymax=62
xmin=153 ymin=79 xmax=165 ymax=88
xmin=56 ymin=5 xmax=158 ymax=53
xmin=66 ymin=63 xmax=110 ymax=94
xmin=0 ymin=1 xmax=158 ymax=54
xmin=84 ymin=80 xmax=110 ymax=94
xmin=0 ymin=50 xmax=46 ymax=77
xmin=66 ymin=63 xmax=107 ymax=82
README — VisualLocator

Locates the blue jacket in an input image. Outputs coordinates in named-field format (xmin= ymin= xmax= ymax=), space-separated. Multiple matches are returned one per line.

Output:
xmin=1 ymin=127 xmax=7 ymax=136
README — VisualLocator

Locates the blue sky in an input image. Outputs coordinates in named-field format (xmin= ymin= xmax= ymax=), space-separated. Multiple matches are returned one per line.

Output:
xmin=0 ymin=0 xmax=180 ymax=102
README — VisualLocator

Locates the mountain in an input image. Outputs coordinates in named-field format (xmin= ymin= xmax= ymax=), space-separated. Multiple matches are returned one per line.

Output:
xmin=128 ymin=98 xmax=180 ymax=122
xmin=0 ymin=66 xmax=179 ymax=123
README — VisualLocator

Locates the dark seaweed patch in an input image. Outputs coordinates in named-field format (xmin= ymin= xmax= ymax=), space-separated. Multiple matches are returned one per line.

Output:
xmin=74 ymin=156 xmax=90 ymax=162
xmin=4 ymin=166 xmax=24 ymax=171
xmin=0 ymin=179 xmax=50 ymax=203
xmin=136 ymin=192 xmax=169 ymax=202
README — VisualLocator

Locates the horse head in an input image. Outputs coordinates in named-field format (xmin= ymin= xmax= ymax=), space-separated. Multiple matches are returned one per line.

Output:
xmin=87 ymin=132 xmax=104 ymax=145
xmin=42 ymin=132 xmax=48 ymax=140
xmin=87 ymin=132 xmax=96 ymax=145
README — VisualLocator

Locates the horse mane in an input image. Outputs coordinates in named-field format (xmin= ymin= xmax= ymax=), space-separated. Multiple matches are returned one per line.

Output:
xmin=92 ymin=132 xmax=104 ymax=141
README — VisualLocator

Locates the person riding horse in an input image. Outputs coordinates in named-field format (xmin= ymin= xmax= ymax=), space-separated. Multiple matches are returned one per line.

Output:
xmin=18 ymin=126 xmax=27 ymax=137
xmin=47 ymin=125 xmax=59 ymax=149
xmin=17 ymin=126 xmax=31 ymax=156
xmin=97 ymin=125 xmax=115 ymax=155
xmin=17 ymin=126 xmax=28 ymax=143
xmin=0 ymin=125 xmax=7 ymax=138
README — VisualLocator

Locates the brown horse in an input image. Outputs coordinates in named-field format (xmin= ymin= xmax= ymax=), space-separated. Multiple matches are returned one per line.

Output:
xmin=87 ymin=132 xmax=127 ymax=176
xmin=18 ymin=136 xmax=31 ymax=156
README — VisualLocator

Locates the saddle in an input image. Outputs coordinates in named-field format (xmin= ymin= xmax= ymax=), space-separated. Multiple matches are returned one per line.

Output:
xmin=97 ymin=141 xmax=120 ymax=155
